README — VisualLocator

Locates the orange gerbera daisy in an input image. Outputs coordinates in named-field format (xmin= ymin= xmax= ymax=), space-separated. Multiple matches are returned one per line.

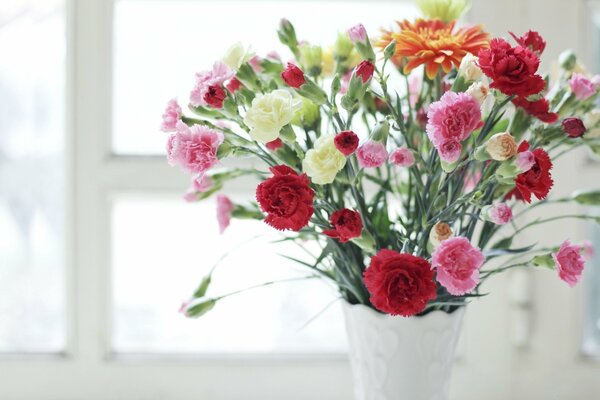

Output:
xmin=377 ymin=19 xmax=489 ymax=79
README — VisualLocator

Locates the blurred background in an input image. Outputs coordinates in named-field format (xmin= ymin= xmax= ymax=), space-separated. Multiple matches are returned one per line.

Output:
xmin=1 ymin=0 xmax=600 ymax=399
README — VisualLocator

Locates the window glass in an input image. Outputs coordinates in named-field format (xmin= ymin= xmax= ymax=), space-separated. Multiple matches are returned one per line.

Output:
xmin=0 ymin=1 xmax=66 ymax=353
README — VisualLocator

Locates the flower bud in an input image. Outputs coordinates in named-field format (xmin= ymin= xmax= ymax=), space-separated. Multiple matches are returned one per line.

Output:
xmin=559 ymin=49 xmax=577 ymax=71
xmin=486 ymin=132 xmax=518 ymax=161
xmin=334 ymin=32 xmax=354 ymax=59
xmin=291 ymin=97 xmax=321 ymax=129
xmin=416 ymin=0 xmax=471 ymax=22
xmin=466 ymin=81 xmax=490 ymax=105
xmin=298 ymin=44 xmax=323 ymax=77
xmin=348 ymin=23 xmax=367 ymax=44
xmin=347 ymin=23 xmax=375 ymax=61
xmin=459 ymin=53 xmax=482 ymax=82
xmin=430 ymin=221 xmax=453 ymax=248
xmin=481 ymin=203 xmax=513 ymax=225
xmin=562 ymin=117 xmax=586 ymax=138
xmin=383 ymin=40 xmax=397 ymax=61
xmin=184 ymin=298 xmax=217 ymax=318
xmin=355 ymin=60 xmax=375 ymax=83
xmin=281 ymin=63 xmax=306 ymax=88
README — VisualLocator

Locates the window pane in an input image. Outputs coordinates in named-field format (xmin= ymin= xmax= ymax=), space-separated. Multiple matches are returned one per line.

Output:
xmin=583 ymin=219 xmax=600 ymax=357
xmin=112 ymin=0 xmax=418 ymax=155
xmin=0 ymin=2 xmax=66 ymax=353
xmin=111 ymin=195 xmax=346 ymax=354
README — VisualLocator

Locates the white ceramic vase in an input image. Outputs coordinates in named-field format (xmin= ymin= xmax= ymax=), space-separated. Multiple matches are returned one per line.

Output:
xmin=342 ymin=302 xmax=465 ymax=400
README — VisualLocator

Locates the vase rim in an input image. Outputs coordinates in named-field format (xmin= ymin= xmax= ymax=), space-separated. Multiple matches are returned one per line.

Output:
xmin=342 ymin=301 xmax=465 ymax=323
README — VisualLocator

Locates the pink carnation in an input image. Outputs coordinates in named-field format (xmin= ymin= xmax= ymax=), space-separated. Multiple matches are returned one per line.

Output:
xmin=516 ymin=150 xmax=535 ymax=172
xmin=389 ymin=147 xmax=415 ymax=167
xmin=487 ymin=203 xmax=513 ymax=225
xmin=190 ymin=61 xmax=234 ymax=107
xmin=426 ymin=91 xmax=483 ymax=163
xmin=183 ymin=175 xmax=214 ymax=202
xmin=439 ymin=140 xmax=462 ymax=164
xmin=464 ymin=169 xmax=482 ymax=192
xmin=432 ymin=237 xmax=485 ymax=295
xmin=248 ymin=55 xmax=262 ymax=73
xmin=348 ymin=23 xmax=367 ymax=43
xmin=160 ymin=98 xmax=182 ymax=132
xmin=553 ymin=240 xmax=586 ymax=287
xmin=216 ymin=194 xmax=234 ymax=234
xmin=569 ymin=73 xmax=596 ymax=101
xmin=357 ymin=140 xmax=388 ymax=168
xmin=167 ymin=121 xmax=224 ymax=174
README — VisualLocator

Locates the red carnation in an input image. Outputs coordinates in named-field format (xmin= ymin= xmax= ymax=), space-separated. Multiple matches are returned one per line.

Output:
xmin=225 ymin=77 xmax=242 ymax=94
xmin=478 ymin=38 xmax=546 ymax=97
xmin=256 ymin=165 xmax=314 ymax=231
xmin=355 ymin=60 xmax=375 ymax=83
xmin=562 ymin=117 xmax=586 ymax=138
xmin=509 ymin=141 xmax=553 ymax=203
xmin=510 ymin=30 xmax=546 ymax=55
xmin=281 ymin=63 xmax=306 ymax=88
xmin=363 ymin=249 xmax=437 ymax=317
xmin=204 ymin=85 xmax=227 ymax=108
xmin=265 ymin=138 xmax=284 ymax=151
xmin=334 ymin=130 xmax=359 ymax=156
xmin=323 ymin=209 xmax=363 ymax=243
xmin=512 ymin=97 xmax=558 ymax=123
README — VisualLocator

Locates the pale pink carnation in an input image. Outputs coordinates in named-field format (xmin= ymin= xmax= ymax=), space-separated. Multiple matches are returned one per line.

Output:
xmin=248 ymin=55 xmax=262 ymax=72
xmin=569 ymin=73 xmax=596 ymax=100
xmin=553 ymin=240 xmax=586 ymax=287
xmin=348 ymin=23 xmax=367 ymax=43
xmin=592 ymin=75 xmax=600 ymax=88
xmin=516 ymin=150 xmax=535 ymax=172
xmin=167 ymin=121 xmax=224 ymax=174
xmin=426 ymin=91 xmax=482 ymax=163
xmin=487 ymin=203 xmax=513 ymax=225
xmin=389 ymin=147 xmax=415 ymax=167
xmin=216 ymin=194 xmax=234 ymax=234
xmin=582 ymin=240 xmax=594 ymax=260
xmin=432 ymin=237 xmax=485 ymax=295
xmin=183 ymin=175 xmax=214 ymax=202
xmin=339 ymin=71 xmax=352 ymax=94
xmin=439 ymin=140 xmax=462 ymax=163
xmin=357 ymin=140 xmax=388 ymax=168
xmin=266 ymin=51 xmax=282 ymax=61
xmin=160 ymin=98 xmax=182 ymax=132
xmin=464 ymin=169 xmax=482 ymax=192
xmin=190 ymin=61 xmax=234 ymax=107
xmin=408 ymin=73 xmax=422 ymax=107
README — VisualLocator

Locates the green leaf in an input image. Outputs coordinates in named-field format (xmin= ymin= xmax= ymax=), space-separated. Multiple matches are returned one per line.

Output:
xmin=572 ymin=189 xmax=600 ymax=205
xmin=484 ymin=243 xmax=536 ymax=258
xmin=491 ymin=236 xmax=513 ymax=250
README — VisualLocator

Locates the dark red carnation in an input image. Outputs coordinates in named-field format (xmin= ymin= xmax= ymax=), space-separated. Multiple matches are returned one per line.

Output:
xmin=265 ymin=138 xmax=284 ymax=151
xmin=355 ymin=60 xmax=375 ymax=83
xmin=334 ymin=130 xmax=359 ymax=156
xmin=478 ymin=38 xmax=546 ymax=97
xmin=363 ymin=249 xmax=437 ymax=317
xmin=256 ymin=165 xmax=314 ymax=231
xmin=509 ymin=30 xmax=546 ymax=55
xmin=225 ymin=77 xmax=242 ymax=94
xmin=562 ymin=117 xmax=586 ymax=138
xmin=204 ymin=85 xmax=227 ymax=108
xmin=323 ymin=209 xmax=363 ymax=243
xmin=512 ymin=97 xmax=558 ymax=123
xmin=281 ymin=63 xmax=306 ymax=88
xmin=509 ymin=141 xmax=553 ymax=203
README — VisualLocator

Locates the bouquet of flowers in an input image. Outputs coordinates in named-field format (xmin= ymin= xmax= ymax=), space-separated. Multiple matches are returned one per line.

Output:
xmin=161 ymin=0 xmax=599 ymax=319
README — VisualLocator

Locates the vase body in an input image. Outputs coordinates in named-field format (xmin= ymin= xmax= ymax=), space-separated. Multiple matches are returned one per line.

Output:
xmin=342 ymin=302 xmax=465 ymax=400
